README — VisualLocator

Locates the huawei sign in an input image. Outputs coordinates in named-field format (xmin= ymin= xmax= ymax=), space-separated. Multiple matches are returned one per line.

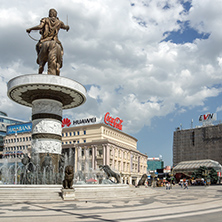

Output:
xmin=62 ymin=118 xmax=71 ymax=128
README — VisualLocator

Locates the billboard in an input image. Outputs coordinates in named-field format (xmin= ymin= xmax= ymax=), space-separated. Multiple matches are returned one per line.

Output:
xmin=199 ymin=113 xmax=217 ymax=122
xmin=62 ymin=117 xmax=97 ymax=128
xmin=104 ymin=112 xmax=123 ymax=130
xmin=7 ymin=122 xmax=32 ymax=135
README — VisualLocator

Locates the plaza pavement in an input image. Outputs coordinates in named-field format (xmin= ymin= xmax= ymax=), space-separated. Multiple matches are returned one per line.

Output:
xmin=1 ymin=185 xmax=222 ymax=221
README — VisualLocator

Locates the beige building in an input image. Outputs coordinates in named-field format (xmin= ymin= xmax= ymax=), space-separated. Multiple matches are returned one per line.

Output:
xmin=62 ymin=123 xmax=147 ymax=185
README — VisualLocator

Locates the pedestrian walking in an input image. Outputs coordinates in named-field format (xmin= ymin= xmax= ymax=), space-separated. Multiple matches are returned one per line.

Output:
xmin=184 ymin=181 xmax=188 ymax=189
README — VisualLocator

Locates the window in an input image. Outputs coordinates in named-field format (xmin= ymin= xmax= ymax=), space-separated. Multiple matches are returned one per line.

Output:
xmin=73 ymin=140 xmax=76 ymax=143
xmin=69 ymin=132 xmax=72 ymax=136
xmin=84 ymin=139 xmax=86 ymax=143
xmin=84 ymin=130 xmax=86 ymax=135
xmin=66 ymin=133 xmax=68 ymax=137
xmin=73 ymin=132 xmax=75 ymax=136
xmin=77 ymin=131 xmax=80 ymax=135
xmin=77 ymin=140 xmax=79 ymax=144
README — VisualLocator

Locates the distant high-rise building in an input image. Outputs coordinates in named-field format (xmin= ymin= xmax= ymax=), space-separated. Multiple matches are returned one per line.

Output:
xmin=173 ymin=123 xmax=222 ymax=166
xmin=147 ymin=157 xmax=164 ymax=172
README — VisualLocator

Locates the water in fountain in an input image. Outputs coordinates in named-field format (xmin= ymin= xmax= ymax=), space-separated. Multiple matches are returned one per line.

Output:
xmin=0 ymin=152 xmax=65 ymax=185
xmin=72 ymin=147 xmax=118 ymax=185
xmin=0 ymin=147 xmax=121 ymax=185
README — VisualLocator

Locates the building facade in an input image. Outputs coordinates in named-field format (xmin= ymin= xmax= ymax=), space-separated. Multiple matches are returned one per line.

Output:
xmin=2 ymin=120 xmax=148 ymax=185
xmin=0 ymin=112 xmax=25 ymax=159
xmin=147 ymin=157 xmax=164 ymax=172
xmin=173 ymin=124 xmax=222 ymax=166
xmin=62 ymin=123 xmax=147 ymax=185
xmin=2 ymin=122 xmax=32 ymax=162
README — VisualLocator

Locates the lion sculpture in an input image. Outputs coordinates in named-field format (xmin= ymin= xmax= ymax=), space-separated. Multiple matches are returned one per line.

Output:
xmin=99 ymin=165 xmax=121 ymax=183
xmin=136 ymin=174 xmax=147 ymax=187
xmin=63 ymin=165 xmax=74 ymax=189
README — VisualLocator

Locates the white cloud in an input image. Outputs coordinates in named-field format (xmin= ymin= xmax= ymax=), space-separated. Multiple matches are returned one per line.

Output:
xmin=216 ymin=106 xmax=222 ymax=113
xmin=1 ymin=0 xmax=222 ymax=135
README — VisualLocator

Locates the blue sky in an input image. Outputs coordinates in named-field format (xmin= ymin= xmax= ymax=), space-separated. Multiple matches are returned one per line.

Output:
xmin=1 ymin=0 xmax=222 ymax=166
xmin=132 ymin=0 xmax=216 ymax=166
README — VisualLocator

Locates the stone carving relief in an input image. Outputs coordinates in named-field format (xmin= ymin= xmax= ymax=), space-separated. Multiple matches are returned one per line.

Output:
xmin=32 ymin=119 xmax=62 ymax=135
xmin=32 ymin=139 xmax=62 ymax=154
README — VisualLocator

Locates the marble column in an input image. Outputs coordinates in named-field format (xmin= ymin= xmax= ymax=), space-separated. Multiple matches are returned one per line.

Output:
xmin=91 ymin=145 xmax=95 ymax=170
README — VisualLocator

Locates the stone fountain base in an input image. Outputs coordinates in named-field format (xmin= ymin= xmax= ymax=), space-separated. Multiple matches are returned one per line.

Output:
xmin=61 ymin=188 xmax=75 ymax=200
xmin=7 ymin=74 xmax=86 ymax=184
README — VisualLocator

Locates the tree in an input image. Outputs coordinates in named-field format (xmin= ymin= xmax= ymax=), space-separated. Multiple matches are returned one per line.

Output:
xmin=209 ymin=168 xmax=218 ymax=184
xmin=192 ymin=166 xmax=218 ymax=184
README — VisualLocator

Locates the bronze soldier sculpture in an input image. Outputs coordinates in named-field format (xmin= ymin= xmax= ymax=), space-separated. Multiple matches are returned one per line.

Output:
xmin=26 ymin=9 xmax=69 ymax=76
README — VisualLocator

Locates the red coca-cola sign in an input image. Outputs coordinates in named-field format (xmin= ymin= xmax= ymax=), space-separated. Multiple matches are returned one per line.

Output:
xmin=104 ymin=112 xmax=123 ymax=130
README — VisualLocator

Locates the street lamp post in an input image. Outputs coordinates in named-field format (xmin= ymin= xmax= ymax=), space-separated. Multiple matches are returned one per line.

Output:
xmin=169 ymin=168 xmax=174 ymax=189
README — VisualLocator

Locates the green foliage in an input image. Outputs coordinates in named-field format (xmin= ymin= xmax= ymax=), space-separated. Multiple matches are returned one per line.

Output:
xmin=192 ymin=166 xmax=218 ymax=184
xmin=209 ymin=168 xmax=218 ymax=184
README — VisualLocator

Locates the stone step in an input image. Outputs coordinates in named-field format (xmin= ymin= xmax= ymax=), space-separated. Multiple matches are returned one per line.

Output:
xmin=0 ymin=185 xmax=156 ymax=201
xmin=0 ymin=185 xmax=62 ymax=201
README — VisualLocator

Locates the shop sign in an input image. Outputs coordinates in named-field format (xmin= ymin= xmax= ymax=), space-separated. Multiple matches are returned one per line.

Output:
xmin=104 ymin=112 xmax=123 ymax=130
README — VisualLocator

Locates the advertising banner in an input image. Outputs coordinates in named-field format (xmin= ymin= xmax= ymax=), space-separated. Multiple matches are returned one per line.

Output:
xmin=62 ymin=117 xmax=97 ymax=128
xmin=7 ymin=122 xmax=32 ymax=135
xmin=199 ymin=113 xmax=217 ymax=122
xmin=104 ymin=112 xmax=123 ymax=130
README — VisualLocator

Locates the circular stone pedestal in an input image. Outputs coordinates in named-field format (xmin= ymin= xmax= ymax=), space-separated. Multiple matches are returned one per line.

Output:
xmin=7 ymin=74 xmax=86 ymax=170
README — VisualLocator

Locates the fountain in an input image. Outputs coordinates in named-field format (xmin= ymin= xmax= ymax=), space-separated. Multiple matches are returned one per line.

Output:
xmin=3 ymin=8 xmax=86 ymax=186
xmin=0 ymin=9 xmax=129 ymax=201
